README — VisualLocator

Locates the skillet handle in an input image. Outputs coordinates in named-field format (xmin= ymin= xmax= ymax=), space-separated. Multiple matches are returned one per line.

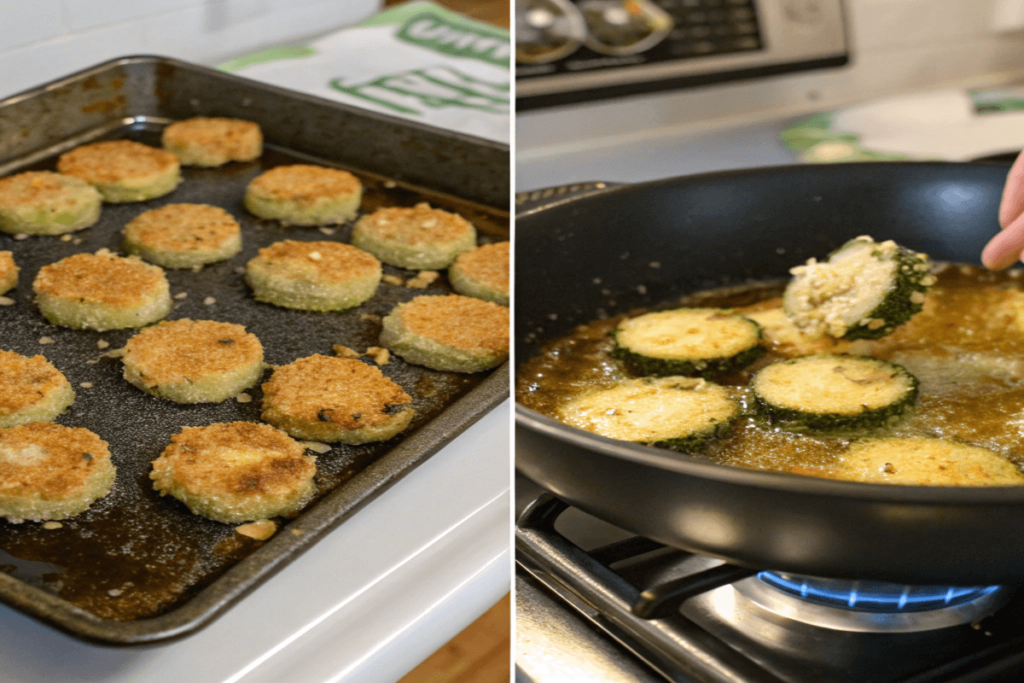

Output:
xmin=515 ymin=181 xmax=621 ymax=215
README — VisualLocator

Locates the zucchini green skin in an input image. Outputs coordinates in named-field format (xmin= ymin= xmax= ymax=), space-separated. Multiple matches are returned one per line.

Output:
xmin=843 ymin=244 xmax=931 ymax=340
xmin=610 ymin=317 xmax=766 ymax=379
xmin=650 ymin=418 xmax=734 ymax=452
xmin=752 ymin=358 xmax=919 ymax=432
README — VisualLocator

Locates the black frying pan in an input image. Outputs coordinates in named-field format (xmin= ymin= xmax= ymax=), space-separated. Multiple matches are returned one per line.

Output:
xmin=515 ymin=162 xmax=1024 ymax=586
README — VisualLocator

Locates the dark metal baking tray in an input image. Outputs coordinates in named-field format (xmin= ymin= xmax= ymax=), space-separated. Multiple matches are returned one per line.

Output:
xmin=0 ymin=55 xmax=509 ymax=644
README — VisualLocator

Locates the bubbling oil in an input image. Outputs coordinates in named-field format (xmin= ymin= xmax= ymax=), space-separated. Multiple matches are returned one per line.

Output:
xmin=515 ymin=264 xmax=1024 ymax=480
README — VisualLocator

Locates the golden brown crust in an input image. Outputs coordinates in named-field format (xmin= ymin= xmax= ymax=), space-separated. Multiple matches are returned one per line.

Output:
xmin=0 ymin=350 xmax=67 ymax=413
xmin=0 ymin=423 xmax=111 ymax=499
xmin=124 ymin=204 xmax=240 ymax=253
xmin=0 ymin=251 xmax=16 ymax=292
xmin=153 ymin=422 xmax=314 ymax=497
xmin=162 ymin=118 xmax=262 ymax=161
xmin=248 ymin=165 xmax=360 ymax=202
xmin=0 ymin=171 xmax=91 ymax=207
xmin=358 ymin=203 xmax=474 ymax=246
xmin=123 ymin=319 xmax=263 ymax=385
xmin=399 ymin=295 xmax=509 ymax=353
xmin=249 ymin=240 xmax=380 ymax=283
xmin=33 ymin=251 xmax=167 ymax=308
xmin=452 ymin=242 xmax=509 ymax=292
xmin=262 ymin=355 xmax=412 ymax=430
xmin=57 ymin=140 xmax=179 ymax=185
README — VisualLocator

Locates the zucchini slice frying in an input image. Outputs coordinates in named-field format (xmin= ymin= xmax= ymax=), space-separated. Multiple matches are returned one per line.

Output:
xmin=558 ymin=377 xmax=739 ymax=451
xmin=752 ymin=355 xmax=918 ymax=431
xmin=611 ymin=307 xmax=765 ymax=378
xmin=783 ymin=236 xmax=934 ymax=340
xmin=836 ymin=437 xmax=1024 ymax=486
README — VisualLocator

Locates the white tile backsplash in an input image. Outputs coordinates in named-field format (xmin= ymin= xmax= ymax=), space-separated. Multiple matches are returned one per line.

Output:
xmin=0 ymin=0 xmax=381 ymax=99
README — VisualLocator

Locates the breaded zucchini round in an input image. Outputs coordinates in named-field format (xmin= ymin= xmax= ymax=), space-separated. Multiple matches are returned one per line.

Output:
xmin=380 ymin=294 xmax=509 ymax=372
xmin=57 ymin=140 xmax=181 ymax=203
xmin=0 ymin=350 xmax=75 ymax=428
xmin=558 ymin=377 xmax=739 ymax=451
xmin=33 ymin=250 xmax=171 ymax=331
xmin=161 ymin=117 xmax=262 ymax=167
xmin=261 ymin=355 xmax=414 ymax=444
xmin=0 ymin=422 xmax=115 ymax=522
xmin=612 ymin=308 xmax=765 ymax=378
xmin=244 ymin=165 xmax=361 ymax=226
xmin=0 ymin=251 xmax=17 ymax=295
xmin=122 ymin=319 xmax=264 ymax=403
xmin=123 ymin=203 xmax=242 ymax=268
xmin=784 ymin=236 xmax=934 ymax=340
xmin=449 ymin=241 xmax=509 ymax=305
xmin=0 ymin=171 xmax=101 ymax=235
xmin=245 ymin=240 xmax=381 ymax=311
xmin=150 ymin=422 xmax=316 ymax=523
xmin=752 ymin=355 xmax=918 ymax=431
xmin=351 ymin=203 xmax=477 ymax=270
xmin=836 ymin=437 xmax=1024 ymax=486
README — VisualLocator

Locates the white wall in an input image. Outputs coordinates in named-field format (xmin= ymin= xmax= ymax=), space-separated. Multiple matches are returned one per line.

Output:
xmin=0 ymin=0 xmax=381 ymax=99
xmin=518 ymin=0 xmax=1024 ymax=155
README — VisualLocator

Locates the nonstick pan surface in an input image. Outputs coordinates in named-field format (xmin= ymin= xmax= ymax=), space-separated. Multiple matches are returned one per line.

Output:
xmin=515 ymin=162 xmax=1024 ymax=586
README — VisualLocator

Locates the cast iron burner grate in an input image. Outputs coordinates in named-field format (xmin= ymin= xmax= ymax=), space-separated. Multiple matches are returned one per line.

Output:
xmin=516 ymin=492 xmax=1024 ymax=683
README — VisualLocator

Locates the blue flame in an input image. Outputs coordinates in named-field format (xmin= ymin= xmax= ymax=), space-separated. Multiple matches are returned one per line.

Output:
xmin=757 ymin=572 xmax=1001 ymax=612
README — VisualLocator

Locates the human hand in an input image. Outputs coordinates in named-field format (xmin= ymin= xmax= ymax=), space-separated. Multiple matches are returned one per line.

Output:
xmin=982 ymin=150 xmax=1024 ymax=269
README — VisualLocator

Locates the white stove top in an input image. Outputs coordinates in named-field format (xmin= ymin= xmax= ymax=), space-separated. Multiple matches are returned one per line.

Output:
xmin=0 ymin=401 xmax=510 ymax=683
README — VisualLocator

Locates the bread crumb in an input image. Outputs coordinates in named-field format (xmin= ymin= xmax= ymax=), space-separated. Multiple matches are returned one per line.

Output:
xmin=308 ymin=251 xmax=322 ymax=261
xmin=300 ymin=440 xmax=332 ymax=454
xmin=0 ymin=296 xmax=13 ymax=306
xmin=406 ymin=270 xmax=439 ymax=289
xmin=60 ymin=234 xmax=72 ymax=242
xmin=97 ymin=340 xmax=110 ymax=349
xmin=203 ymin=296 xmax=216 ymax=305
xmin=318 ymin=227 xmax=336 ymax=236
xmin=383 ymin=180 xmax=397 ymax=189
xmin=72 ymin=238 xmax=82 ymax=245
xmin=291 ymin=528 xmax=303 ymax=536
xmin=191 ymin=264 xmax=203 ymax=273
xmin=13 ymin=233 xmax=28 ymax=241
xmin=174 ymin=291 xmax=188 ymax=300
xmin=42 ymin=521 xmax=63 ymax=530
xmin=38 ymin=336 xmax=55 ymax=345
xmin=332 ymin=344 xmax=361 ymax=359
xmin=235 ymin=392 xmax=252 ymax=403
xmin=107 ymin=588 xmax=124 ymax=597
xmin=236 ymin=519 xmax=277 ymax=541
xmin=366 ymin=346 xmax=390 ymax=365
xmin=360 ymin=313 xmax=381 ymax=323
xmin=382 ymin=274 xmax=404 ymax=286
xmin=80 ymin=382 xmax=93 ymax=388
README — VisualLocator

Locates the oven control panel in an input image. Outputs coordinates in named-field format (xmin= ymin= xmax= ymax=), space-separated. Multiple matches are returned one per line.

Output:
xmin=517 ymin=0 xmax=848 ymax=110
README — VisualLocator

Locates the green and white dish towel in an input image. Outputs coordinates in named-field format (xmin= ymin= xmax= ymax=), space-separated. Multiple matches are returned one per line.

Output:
xmin=221 ymin=1 xmax=510 ymax=143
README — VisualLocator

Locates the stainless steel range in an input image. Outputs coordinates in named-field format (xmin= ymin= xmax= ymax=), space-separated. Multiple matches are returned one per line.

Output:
xmin=515 ymin=476 xmax=1024 ymax=682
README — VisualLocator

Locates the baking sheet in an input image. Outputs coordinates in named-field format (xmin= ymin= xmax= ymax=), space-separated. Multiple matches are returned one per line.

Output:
xmin=0 ymin=57 xmax=509 ymax=644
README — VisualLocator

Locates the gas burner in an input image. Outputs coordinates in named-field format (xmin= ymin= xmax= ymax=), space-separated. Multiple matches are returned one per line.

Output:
xmin=516 ymin=488 xmax=1024 ymax=683
xmin=734 ymin=572 xmax=1010 ymax=633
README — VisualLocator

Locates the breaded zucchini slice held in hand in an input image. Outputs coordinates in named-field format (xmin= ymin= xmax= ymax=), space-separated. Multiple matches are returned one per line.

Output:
xmin=783 ymin=236 xmax=934 ymax=340
xmin=122 ymin=319 xmax=264 ymax=403
xmin=834 ymin=437 xmax=1024 ymax=486
xmin=0 ymin=171 xmax=101 ymax=235
xmin=32 ymin=250 xmax=171 ymax=331
xmin=150 ymin=422 xmax=316 ymax=523
xmin=611 ymin=308 xmax=765 ymax=378
xmin=558 ymin=377 xmax=740 ymax=451
xmin=0 ymin=350 xmax=75 ymax=428
xmin=0 ymin=423 xmax=116 ymax=523
xmin=751 ymin=355 xmax=918 ymax=431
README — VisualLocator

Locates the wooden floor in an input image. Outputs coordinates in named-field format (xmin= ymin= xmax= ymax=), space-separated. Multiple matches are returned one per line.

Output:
xmin=398 ymin=594 xmax=511 ymax=683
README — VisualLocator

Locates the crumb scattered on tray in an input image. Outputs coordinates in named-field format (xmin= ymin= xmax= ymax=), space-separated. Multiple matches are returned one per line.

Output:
xmin=406 ymin=270 xmax=439 ymax=289
xmin=42 ymin=521 xmax=63 ymax=530
xmin=236 ymin=519 xmax=277 ymax=541
xmin=97 ymin=340 xmax=110 ymax=349
xmin=0 ymin=297 xmax=14 ymax=306
xmin=38 ymin=336 xmax=55 ymax=345
xmin=332 ymin=344 xmax=361 ymax=359
xmin=235 ymin=392 xmax=252 ymax=403
xmin=174 ymin=292 xmax=188 ymax=300
xmin=80 ymin=382 xmax=93 ymax=388
xmin=382 ymin=274 xmax=403 ymax=286
xmin=300 ymin=440 xmax=332 ymax=454
xmin=366 ymin=346 xmax=390 ymax=365
xmin=203 ymin=296 xmax=216 ymax=306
